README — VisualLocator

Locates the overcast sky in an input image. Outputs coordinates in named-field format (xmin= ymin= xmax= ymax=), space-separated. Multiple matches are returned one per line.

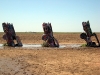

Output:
xmin=0 ymin=0 xmax=100 ymax=32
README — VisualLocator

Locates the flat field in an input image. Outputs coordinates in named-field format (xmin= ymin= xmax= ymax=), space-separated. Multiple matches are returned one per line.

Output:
xmin=0 ymin=32 xmax=100 ymax=75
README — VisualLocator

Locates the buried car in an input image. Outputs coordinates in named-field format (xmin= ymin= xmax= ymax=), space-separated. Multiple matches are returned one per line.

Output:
xmin=80 ymin=21 xmax=100 ymax=47
xmin=42 ymin=22 xmax=59 ymax=47
xmin=2 ymin=22 xmax=23 ymax=47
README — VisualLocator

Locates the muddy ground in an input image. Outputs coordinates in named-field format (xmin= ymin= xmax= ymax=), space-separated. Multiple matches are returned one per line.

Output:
xmin=0 ymin=32 xmax=100 ymax=75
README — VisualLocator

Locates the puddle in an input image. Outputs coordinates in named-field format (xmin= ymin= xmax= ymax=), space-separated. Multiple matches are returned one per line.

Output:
xmin=0 ymin=44 xmax=3 ymax=46
xmin=22 ymin=44 xmax=41 ymax=48
xmin=59 ymin=45 xmax=66 ymax=48
xmin=66 ymin=44 xmax=81 ymax=48
xmin=0 ymin=44 xmax=3 ymax=49
xmin=22 ymin=44 xmax=67 ymax=48
xmin=0 ymin=44 xmax=81 ymax=49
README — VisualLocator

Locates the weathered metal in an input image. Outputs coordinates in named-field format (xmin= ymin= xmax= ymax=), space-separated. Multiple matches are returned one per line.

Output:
xmin=2 ymin=22 xmax=23 ymax=47
xmin=80 ymin=21 xmax=100 ymax=47
xmin=42 ymin=22 xmax=59 ymax=47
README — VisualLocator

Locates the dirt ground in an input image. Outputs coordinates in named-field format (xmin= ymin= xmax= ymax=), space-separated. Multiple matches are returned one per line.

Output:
xmin=0 ymin=32 xmax=100 ymax=75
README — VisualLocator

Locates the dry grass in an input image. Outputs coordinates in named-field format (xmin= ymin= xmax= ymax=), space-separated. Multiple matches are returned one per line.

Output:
xmin=0 ymin=32 xmax=100 ymax=75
